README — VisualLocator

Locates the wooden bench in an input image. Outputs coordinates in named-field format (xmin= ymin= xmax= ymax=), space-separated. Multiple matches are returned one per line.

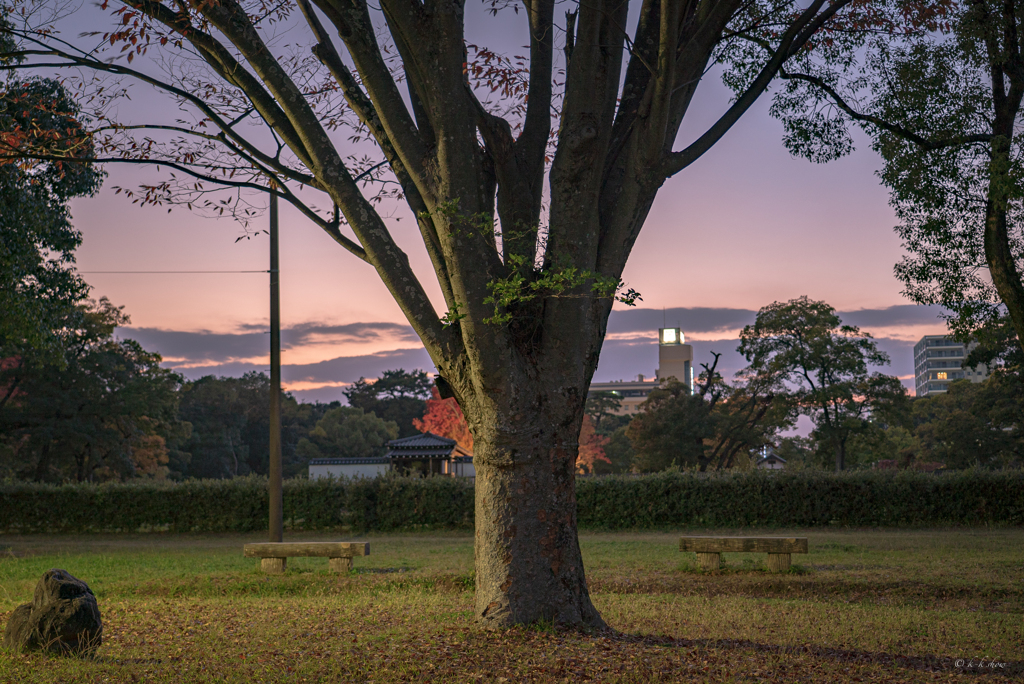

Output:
xmin=243 ymin=542 xmax=369 ymax=573
xmin=679 ymin=536 xmax=807 ymax=573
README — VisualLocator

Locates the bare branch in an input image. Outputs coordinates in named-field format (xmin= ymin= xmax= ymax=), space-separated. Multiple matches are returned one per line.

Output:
xmin=662 ymin=0 xmax=853 ymax=177
xmin=779 ymin=68 xmax=994 ymax=151
xmin=312 ymin=0 xmax=434 ymax=202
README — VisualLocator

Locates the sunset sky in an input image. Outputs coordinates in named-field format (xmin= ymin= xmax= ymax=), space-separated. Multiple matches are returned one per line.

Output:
xmin=54 ymin=3 xmax=952 ymax=403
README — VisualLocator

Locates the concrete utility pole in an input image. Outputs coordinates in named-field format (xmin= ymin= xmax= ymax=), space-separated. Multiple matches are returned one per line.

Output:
xmin=268 ymin=191 xmax=283 ymax=543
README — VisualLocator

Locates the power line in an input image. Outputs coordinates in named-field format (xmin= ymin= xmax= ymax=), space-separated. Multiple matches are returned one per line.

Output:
xmin=80 ymin=270 xmax=268 ymax=274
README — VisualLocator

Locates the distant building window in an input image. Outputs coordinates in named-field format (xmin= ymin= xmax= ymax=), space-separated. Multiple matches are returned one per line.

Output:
xmin=937 ymin=372 xmax=947 ymax=380
xmin=660 ymin=328 xmax=683 ymax=344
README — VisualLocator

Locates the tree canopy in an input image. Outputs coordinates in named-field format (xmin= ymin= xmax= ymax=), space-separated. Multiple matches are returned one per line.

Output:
xmin=0 ymin=58 xmax=103 ymax=364
xmin=343 ymin=369 xmax=432 ymax=437
xmin=911 ymin=375 xmax=1024 ymax=469
xmin=174 ymin=372 xmax=330 ymax=480
xmin=0 ymin=298 xmax=184 ymax=482
xmin=770 ymin=0 xmax=1024 ymax=358
xmin=627 ymin=353 xmax=791 ymax=472
xmin=584 ymin=392 xmax=622 ymax=432
xmin=738 ymin=297 xmax=908 ymax=471
xmin=296 ymin=406 xmax=398 ymax=461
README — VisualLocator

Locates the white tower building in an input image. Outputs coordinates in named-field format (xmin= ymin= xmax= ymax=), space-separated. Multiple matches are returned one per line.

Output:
xmin=588 ymin=327 xmax=697 ymax=414
xmin=656 ymin=327 xmax=694 ymax=389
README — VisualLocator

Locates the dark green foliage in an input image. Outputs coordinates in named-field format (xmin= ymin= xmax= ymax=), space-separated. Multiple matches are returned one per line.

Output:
xmin=844 ymin=425 xmax=916 ymax=469
xmin=627 ymin=381 xmax=712 ymax=472
xmin=763 ymin=1 xmax=1024 ymax=355
xmin=0 ymin=475 xmax=474 ymax=533
xmin=340 ymin=475 xmax=473 ymax=531
xmin=0 ymin=298 xmax=184 ymax=482
xmin=592 ymin=427 xmax=634 ymax=475
xmin=1 ymin=470 xmax=1019 ymax=534
xmin=594 ymin=413 xmax=632 ymax=437
xmin=0 ymin=74 xmax=103 ymax=364
xmin=343 ymin=369 xmax=431 ymax=438
xmin=772 ymin=436 xmax=821 ymax=469
xmin=584 ymin=392 xmax=623 ymax=433
xmin=575 ymin=470 xmax=1024 ymax=529
xmin=174 ymin=373 xmax=335 ymax=480
xmin=627 ymin=365 xmax=792 ymax=473
xmin=838 ymin=373 xmax=1024 ymax=470
xmin=911 ymin=376 xmax=1024 ymax=469
xmin=963 ymin=316 xmax=1024 ymax=371
xmin=739 ymin=297 xmax=908 ymax=471
xmin=295 ymin=407 xmax=398 ymax=461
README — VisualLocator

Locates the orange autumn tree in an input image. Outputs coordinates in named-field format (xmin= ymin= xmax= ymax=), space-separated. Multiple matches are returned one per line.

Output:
xmin=413 ymin=386 xmax=473 ymax=453
xmin=576 ymin=415 xmax=610 ymax=475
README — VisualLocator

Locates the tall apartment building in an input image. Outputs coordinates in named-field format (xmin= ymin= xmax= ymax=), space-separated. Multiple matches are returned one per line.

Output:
xmin=589 ymin=327 xmax=694 ymax=414
xmin=913 ymin=335 xmax=989 ymax=397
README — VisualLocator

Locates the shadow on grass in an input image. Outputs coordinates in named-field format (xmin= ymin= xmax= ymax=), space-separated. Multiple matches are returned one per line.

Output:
xmin=589 ymin=628 xmax=1023 ymax=677
xmin=587 ymin=574 xmax=1024 ymax=612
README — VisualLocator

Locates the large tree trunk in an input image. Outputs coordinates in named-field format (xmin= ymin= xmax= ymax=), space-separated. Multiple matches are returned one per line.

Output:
xmin=473 ymin=407 xmax=603 ymax=628
xmin=446 ymin=297 xmax=610 ymax=628
xmin=983 ymin=35 xmax=1024 ymax=357
xmin=983 ymin=200 xmax=1024 ymax=359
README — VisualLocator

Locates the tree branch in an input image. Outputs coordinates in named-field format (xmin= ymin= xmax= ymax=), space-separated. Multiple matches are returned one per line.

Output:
xmin=662 ymin=0 xmax=851 ymax=177
xmin=0 ymin=145 xmax=370 ymax=259
xmin=295 ymin=0 xmax=457 ymax=311
xmin=3 ymin=47 xmax=320 ymax=189
xmin=515 ymin=0 xmax=555 ymax=189
xmin=122 ymin=0 xmax=318 ymax=172
xmin=312 ymin=0 xmax=434 ymax=202
xmin=779 ymin=68 xmax=994 ymax=151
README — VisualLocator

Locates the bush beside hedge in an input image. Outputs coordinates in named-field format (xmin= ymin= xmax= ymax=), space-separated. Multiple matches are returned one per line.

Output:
xmin=0 ymin=470 xmax=1020 ymax=534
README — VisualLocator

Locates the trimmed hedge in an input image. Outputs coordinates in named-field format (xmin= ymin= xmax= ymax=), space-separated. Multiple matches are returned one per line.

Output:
xmin=575 ymin=469 xmax=1024 ymax=528
xmin=0 ymin=475 xmax=474 ymax=534
xmin=0 ymin=469 xmax=1020 ymax=534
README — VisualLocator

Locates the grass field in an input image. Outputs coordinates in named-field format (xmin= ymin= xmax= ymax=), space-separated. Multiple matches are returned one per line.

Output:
xmin=0 ymin=528 xmax=1021 ymax=682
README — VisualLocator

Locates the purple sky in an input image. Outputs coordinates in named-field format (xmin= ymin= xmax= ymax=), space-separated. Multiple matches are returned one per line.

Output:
xmin=55 ymin=3 xmax=951 ymax=402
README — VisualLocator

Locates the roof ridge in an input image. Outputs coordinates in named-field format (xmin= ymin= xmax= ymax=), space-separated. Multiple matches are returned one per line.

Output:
xmin=388 ymin=431 xmax=457 ymax=446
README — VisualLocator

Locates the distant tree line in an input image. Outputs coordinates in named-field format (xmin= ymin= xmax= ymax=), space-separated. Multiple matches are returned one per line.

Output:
xmin=0 ymin=297 xmax=438 ymax=482
xmin=8 ymin=289 xmax=1016 ymax=483
xmin=586 ymin=297 xmax=1023 ymax=475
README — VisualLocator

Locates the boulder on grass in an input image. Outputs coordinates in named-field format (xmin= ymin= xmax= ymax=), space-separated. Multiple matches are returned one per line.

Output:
xmin=3 ymin=569 xmax=103 ymax=655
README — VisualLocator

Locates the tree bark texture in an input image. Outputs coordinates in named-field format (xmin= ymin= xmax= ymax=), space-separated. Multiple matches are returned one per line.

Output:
xmin=474 ymin=414 xmax=602 ymax=627
xmin=64 ymin=0 xmax=855 ymax=627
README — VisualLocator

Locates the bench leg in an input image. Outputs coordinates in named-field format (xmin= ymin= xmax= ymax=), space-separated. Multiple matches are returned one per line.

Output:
xmin=261 ymin=557 xmax=286 ymax=573
xmin=767 ymin=553 xmax=791 ymax=573
xmin=329 ymin=557 xmax=352 ymax=573
xmin=696 ymin=552 xmax=720 ymax=571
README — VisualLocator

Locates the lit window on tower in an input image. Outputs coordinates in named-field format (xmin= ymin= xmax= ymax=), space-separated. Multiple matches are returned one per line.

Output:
xmin=937 ymin=372 xmax=947 ymax=380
